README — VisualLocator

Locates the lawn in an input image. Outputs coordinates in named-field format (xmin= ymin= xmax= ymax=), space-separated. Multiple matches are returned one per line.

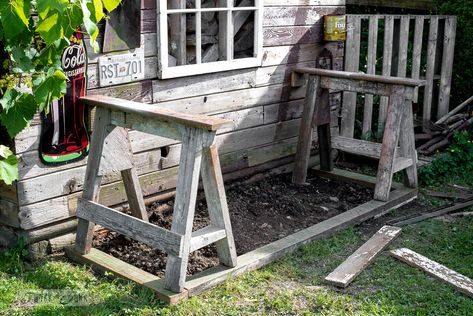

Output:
xmin=2 ymin=135 xmax=473 ymax=315
xmin=1 ymin=199 xmax=472 ymax=315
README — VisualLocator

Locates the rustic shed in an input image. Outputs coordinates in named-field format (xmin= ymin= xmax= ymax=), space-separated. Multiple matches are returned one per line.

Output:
xmin=0 ymin=0 xmax=347 ymax=251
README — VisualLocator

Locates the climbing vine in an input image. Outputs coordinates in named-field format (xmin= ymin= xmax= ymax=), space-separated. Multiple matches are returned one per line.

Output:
xmin=0 ymin=0 xmax=122 ymax=185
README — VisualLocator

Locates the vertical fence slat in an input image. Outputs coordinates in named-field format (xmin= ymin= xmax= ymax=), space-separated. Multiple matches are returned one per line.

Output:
xmin=362 ymin=16 xmax=379 ymax=136
xmin=438 ymin=16 xmax=457 ymax=118
xmin=341 ymin=15 xmax=361 ymax=138
xmin=378 ymin=16 xmax=394 ymax=137
xmin=423 ymin=16 xmax=439 ymax=128
xmin=411 ymin=16 xmax=424 ymax=103
xmin=397 ymin=16 xmax=410 ymax=77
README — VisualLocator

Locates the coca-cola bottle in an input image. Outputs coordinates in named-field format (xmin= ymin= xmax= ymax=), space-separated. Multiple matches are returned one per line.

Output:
xmin=40 ymin=30 xmax=90 ymax=164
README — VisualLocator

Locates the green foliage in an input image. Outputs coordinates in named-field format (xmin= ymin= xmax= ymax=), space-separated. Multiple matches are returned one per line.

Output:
xmin=0 ymin=238 xmax=28 ymax=274
xmin=435 ymin=0 xmax=473 ymax=109
xmin=419 ymin=130 xmax=473 ymax=186
xmin=0 ymin=0 xmax=122 ymax=185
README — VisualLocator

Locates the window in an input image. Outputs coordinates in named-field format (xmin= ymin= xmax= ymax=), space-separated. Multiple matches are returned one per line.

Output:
xmin=157 ymin=0 xmax=263 ymax=78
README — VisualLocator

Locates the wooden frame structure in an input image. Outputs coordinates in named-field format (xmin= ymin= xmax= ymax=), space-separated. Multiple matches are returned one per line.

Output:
xmin=67 ymin=95 xmax=237 ymax=293
xmin=156 ymin=0 xmax=264 ymax=78
xmin=291 ymin=68 xmax=425 ymax=201
xmin=67 ymin=166 xmax=416 ymax=304
xmin=344 ymin=15 xmax=456 ymax=129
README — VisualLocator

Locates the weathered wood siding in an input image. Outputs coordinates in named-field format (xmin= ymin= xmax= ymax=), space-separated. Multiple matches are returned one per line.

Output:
xmin=5 ymin=0 xmax=346 ymax=241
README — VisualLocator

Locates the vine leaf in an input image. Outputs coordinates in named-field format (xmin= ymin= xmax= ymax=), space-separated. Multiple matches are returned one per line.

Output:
xmin=0 ymin=0 xmax=31 ymax=39
xmin=0 ymin=145 xmax=18 ymax=185
xmin=37 ymin=12 xmax=64 ymax=45
xmin=0 ymin=90 xmax=37 ymax=138
xmin=81 ymin=0 xmax=100 ymax=52
xmin=33 ymin=70 xmax=67 ymax=111
xmin=103 ymin=0 xmax=121 ymax=12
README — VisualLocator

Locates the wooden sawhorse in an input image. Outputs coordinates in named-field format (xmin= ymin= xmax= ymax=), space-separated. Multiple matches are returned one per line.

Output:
xmin=69 ymin=95 xmax=237 ymax=293
xmin=291 ymin=68 xmax=425 ymax=201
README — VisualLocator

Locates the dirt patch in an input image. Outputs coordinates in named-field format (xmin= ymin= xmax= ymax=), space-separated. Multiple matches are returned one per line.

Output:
xmin=94 ymin=170 xmax=373 ymax=277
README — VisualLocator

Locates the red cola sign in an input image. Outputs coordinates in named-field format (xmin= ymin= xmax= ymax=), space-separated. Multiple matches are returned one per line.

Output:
xmin=40 ymin=31 xmax=90 ymax=164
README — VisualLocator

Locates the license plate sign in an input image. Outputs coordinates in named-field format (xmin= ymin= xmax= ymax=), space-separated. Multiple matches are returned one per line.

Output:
xmin=98 ymin=52 xmax=145 ymax=87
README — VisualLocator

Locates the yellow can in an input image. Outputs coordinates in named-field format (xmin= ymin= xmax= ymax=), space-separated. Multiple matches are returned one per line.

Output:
xmin=324 ymin=15 xmax=346 ymax=41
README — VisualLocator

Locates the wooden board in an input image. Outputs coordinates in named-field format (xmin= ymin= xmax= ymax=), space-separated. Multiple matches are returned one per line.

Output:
xmin=65 ymin=247 xmax=187 ymax=304
xmin=390 ymin=248 xmax=473 ymax=298
xmin=66 ymin=186 xmax=415 ymax=303
xmin=325 ymin=225 xmax=401 ymax=287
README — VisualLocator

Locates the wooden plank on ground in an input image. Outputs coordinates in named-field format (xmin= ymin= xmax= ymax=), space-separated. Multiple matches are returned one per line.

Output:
xmin=65 ymin=247 xmax=188 ymax=304
xmin=390 ymin=248 xmax=473 ymax=298
xmin=185 ymin=187 xmax=417 ymax=297
xmin=325 ymin=225 xmax=402 ymax=287
xmin=391 ymin=198 xmax=473 ymax=226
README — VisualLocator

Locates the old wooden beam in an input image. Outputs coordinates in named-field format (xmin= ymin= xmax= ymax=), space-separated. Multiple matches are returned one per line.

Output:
xmin=325 ymin=225 xmax=402 ymax=287
xmin=390 ymin=248 xmax=473 ymax=298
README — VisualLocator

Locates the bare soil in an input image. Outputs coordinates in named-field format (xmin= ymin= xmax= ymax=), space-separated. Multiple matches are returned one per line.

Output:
xmin=94 ymin=170 xmax=374 ymax=277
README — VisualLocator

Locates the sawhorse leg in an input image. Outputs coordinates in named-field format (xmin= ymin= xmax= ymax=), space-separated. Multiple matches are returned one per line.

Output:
xmin=374 ymin=86 xmax=406 ymax=201
xmin=399 ymin=100 xmax=418 ymax=188
xmin=164 ymin=127 xmax=205 ymax=292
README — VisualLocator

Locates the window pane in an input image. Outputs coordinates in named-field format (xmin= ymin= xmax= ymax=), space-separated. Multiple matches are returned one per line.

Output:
xmin=233 ymin=10 xmax=254 ymax=59
xmin=234 ymin=0 xmax=255 ymax=7
xmin=168 ymin=13 xmax=200 ymax=65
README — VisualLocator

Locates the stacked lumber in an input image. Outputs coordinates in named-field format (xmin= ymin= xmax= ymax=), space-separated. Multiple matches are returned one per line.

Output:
xmin=416 ymin=96 xmax=473 ymax=155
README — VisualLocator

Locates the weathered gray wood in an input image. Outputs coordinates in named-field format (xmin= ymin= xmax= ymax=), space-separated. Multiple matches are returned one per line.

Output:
xmin=332 ymin=136 xmax=401 ymax=160
xmin=375 ymin=86 xmax=406 ymax=201
xmin=319 ymin=77 xmax=415 ymax=99
xmin=436 ymin=95 xmax=473 ymax=125
xmin=438 ymin=16 xmax=457 ymax=119
xmin=379 ymin=16 xmax=394 ymax=136
xmin=345 ymin=0 xmax=434 ymax=10
xmin=411 ymin=16 xmax=424 ymax=103
xmin=325 ymin=225 xmax=402 ymax=287
xmin=390 ymin=248 xmax=473 ymax=298
xmin=190 ymin=226 xmax=227 ymax=252
xmin=185 ymin=187 xmax=417 ymax=297
xmin=399 ymin=100 xmax=418 ymax=188
xmin=77 ymin=198 xmax=183 ymax=255
xmin=0 ymin=198 xmax=19 ymax=227
xmin=121 ymin=168 xmax=149 ymax=221
xmin=397 ymin=16 xmax=410 ymax=78
xmin=165 ymin=127 xmax=205 ymax=293
xmin=423 ymin=16 xmax=439 ymax=128
xmin=292 ymin=75 xmax=320 ymax=185
xmin=363 ymin=15 xmax=378 ymax=135
xmin=201 ymin=143 xmax=237 ymax=267
xmin=81 ymin=95 xmax=232 ymax=131
xmin=341 ymin=15 xmax=361 ymax=138
xmin=392 ymin=198 xmax=473 ymax=226
xmin=294 ymin=68 xmax=425 ymax=88
xmin=98 ymin=126 xmax=134 ymax=176
xmin=65 ymin=247 xmax=188 ymax=304
xmin=75 ymin=107 xmax=111 ymax=254
xmin=169 ymin=0 xmax=186 ymax=65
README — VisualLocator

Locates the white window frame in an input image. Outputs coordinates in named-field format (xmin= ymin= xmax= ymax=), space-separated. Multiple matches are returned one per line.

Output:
xmin=157 ymin=0 xmax=264 ymax=79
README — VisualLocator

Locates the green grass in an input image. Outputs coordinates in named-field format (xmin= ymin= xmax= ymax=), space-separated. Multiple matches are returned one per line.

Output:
xmin=1 ymin=215 xmax=473 ymax=315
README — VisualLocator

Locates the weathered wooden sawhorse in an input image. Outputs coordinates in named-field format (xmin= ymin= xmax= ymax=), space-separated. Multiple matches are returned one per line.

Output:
xmin=291 ymin=68 xmax=425 ymax=201
xmin=67 ymin=95 xmax=237 ymax=294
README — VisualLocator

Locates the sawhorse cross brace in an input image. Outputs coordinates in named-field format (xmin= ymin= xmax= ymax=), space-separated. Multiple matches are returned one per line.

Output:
xmin=70 ymin=95 xmax=237 ymax=293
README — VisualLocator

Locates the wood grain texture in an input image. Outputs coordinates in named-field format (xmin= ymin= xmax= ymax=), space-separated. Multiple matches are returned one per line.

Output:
xmin=65 ymin=246 xmax=188 ymax=304
xmin=379 ymin=16 xmax=394 ymax=136
xmin=363 ymin=15 xmax=378 ymax=135
xmin=76 ymin=198 xmax=182 ymax=256
xmin=423 ymin=16 xmax=439 ymax=128
xmin=345 ymin=0 xmax=433 ymax=10
xmin=201 ymin=143 xmax=237 ymax=267
xmin=390 ymin=248 xmax=473 ymax=298
xmin=165 ymin=127 xmax=205 ymax=293
xmin=438 ymin=17 xmax=457 ymax=119
xmin=325 ymin=225 xmax=401 ymax=287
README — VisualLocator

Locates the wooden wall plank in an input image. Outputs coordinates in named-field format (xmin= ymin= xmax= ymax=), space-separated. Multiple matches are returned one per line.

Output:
xmin=0 ymin=199 xmax=19 ymax=227
xmin=438 ymin=17 xmax=457 ymax=119
xmin=363 ymin=15 xmax=378 ymax=136
xmin=263 ymin=6 xmax=345 ymax=27
xmin=340 ymin=15 xmax=361 ymax=138
xmin=378 ymin=16 xmax=394 ymax=136
xmin=423 ymin=16 xmax=439 ymax=128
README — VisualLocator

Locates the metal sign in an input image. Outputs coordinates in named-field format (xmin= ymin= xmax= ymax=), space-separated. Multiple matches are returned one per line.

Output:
xmin=98 ymin=51 xmax=145 ymax=87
